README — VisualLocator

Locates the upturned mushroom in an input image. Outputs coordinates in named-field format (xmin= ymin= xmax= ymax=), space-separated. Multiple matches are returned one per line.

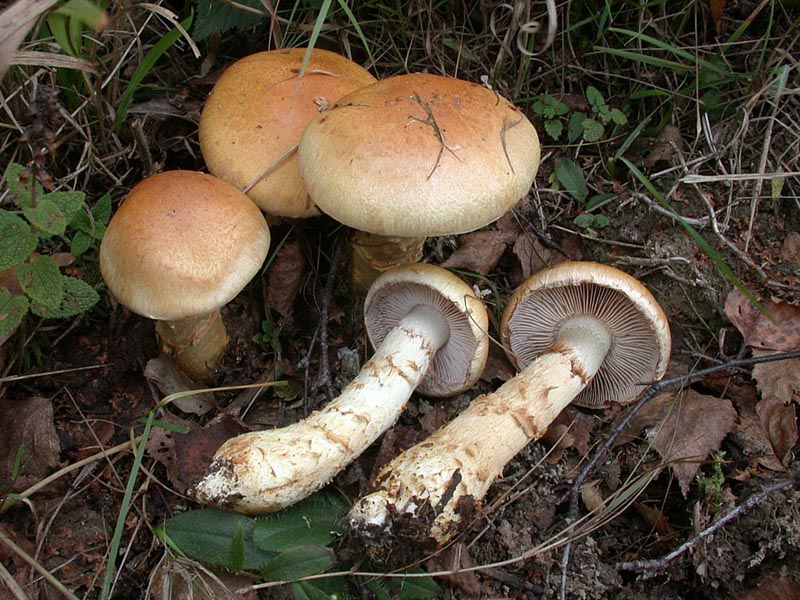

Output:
xmin=99 ymin=170 xmax=271 ymax=382
xmin=192 ymin=263 xmax=489 ymax=514
xmin=199 ymin=47 xmax=376 ymax=219
xmin=348 ymin=261 xmax=671 ymax=554
xmin=297 ymin=72 xmax=540 ymax=292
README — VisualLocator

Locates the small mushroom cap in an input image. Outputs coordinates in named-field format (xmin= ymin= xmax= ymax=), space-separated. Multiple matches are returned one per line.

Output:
xmin=297 ymin=73 xmax=540 ymax=237
xmin=199 ymin=48 xmax=376 ymax=218
xmin=501 ymin=261 xmax=671 ymax=407
xmin=364 ymin=264 xmax=489 ymax=397
xmin=100 ymin=171 xmax=270 ymax=320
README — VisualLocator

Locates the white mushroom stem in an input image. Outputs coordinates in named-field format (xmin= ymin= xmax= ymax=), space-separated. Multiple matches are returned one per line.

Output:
xmin=192 ymin=303 xmax=451 ymax=514
xmin=349 ymin=315 xmax=612 ymax=549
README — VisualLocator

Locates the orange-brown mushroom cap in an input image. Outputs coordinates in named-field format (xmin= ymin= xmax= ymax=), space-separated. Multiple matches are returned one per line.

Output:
xmin=297 ymin=72 xmax=541 ymax=237
xmin=99 ymin=171 xmax=271 ymax=320
xmin=198 ymin=48 xmax=377 ymax=218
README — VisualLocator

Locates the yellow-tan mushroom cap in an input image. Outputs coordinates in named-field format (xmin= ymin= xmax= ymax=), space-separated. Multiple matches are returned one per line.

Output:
xmin=99 ymin=170 xmax=270 ymax=320
xmin=297 ymin=72 xmax=541 ymax=237
xmin=199 ymin=48 xmax=377 ymax=218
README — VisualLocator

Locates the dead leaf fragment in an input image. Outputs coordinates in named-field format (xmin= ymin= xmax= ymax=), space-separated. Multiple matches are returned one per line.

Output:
xmin=512 ymin=233 xmax=560 ymax=281
xmin=752 ymin=350 xmax=800 ymax=406
xmin=425 ymin=542 xmax=482 ymax=596
xmin=441 ymin=229 xmax=516 ymax=275
xmin=265 ymin=237 xmax=305 ymax=320
xmin=0 ymin=396 xmax=60 ymax=491
xmin=646 ymin=389 xmax=736 ymax=497
xmin=724 ymin=290 xmax=800 ymax=351
xmin=145 ymin=356 xmax=214 ymax=415
xmin=754 ymin=396 xmax=797 ymax=469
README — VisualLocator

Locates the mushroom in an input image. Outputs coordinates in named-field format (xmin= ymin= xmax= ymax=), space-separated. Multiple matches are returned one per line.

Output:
xmin=297 ymin=72 xmax=540 ymax=292
xmin=199 ymin=47 xmax=376 ymax=219
xmin=192 ymin=263 xmax=489 ymax=514
xmin=348 ymin=261 xmax=671 ymax=555
xmin=99 ymin=170 xmax=271 ymax=382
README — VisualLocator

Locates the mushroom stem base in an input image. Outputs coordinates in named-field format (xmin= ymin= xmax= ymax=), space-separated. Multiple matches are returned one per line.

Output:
xmin=155 ymin=311 xmax=228 ymax=383
xmin=349 ymin=231 xmax=426 ymax=295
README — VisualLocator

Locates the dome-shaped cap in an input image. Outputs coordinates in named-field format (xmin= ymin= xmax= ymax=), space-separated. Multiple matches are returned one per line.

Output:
xmin=297 ymin=73 xmax=540 ymax=237
xmin=100 ymin=171 xmax=271 ymax=320
xmin=199 ymin=48 xmax=376 ymax=218
xmin=364 ymin=264 xmax=489 ymax=397
xmin=501 ymin=261 xmax=671 ymax=407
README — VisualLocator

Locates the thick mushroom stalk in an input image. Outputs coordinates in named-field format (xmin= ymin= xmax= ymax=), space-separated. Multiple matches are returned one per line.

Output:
xmin=348 ymin=262 xmax=671 ymax=555
xmin=192 ymin=264 xmax=489 ymax=514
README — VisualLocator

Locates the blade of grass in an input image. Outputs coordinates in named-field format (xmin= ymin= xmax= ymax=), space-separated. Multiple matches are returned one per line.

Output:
xmin=114 ymin=12 xmax=193 ymax=131
xmin=297 ymin=0 xmax=333 ymax=78
xmin=335 ymin=0 xmax=375 ymax=67
xmin=620 ymin=157 xmax=766 ymax=315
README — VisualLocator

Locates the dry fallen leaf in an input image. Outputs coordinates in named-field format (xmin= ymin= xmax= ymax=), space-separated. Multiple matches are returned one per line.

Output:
xmin=646 ymin=389 xmax=737 ymax=497
xmin=724 ymin=290 xmax=800 ymax=351
xmin=441 ymin=229 xmax=517 ymax=275
xmin=148 ymin=555 xmax=258 ymax=600
xmin=780 ymin=231 xmax=800 ymax=265
xmin=425 ymin=542 xmax=482 ymax=596
xmin=0 ymin=396 xmax=60 ymax=491
xmin=265 ymin=237 xmax=305 ymax=320
xmin=512 ymin=233 xmax=560 ymax=281
xmin=145 ymin=356 xmax=214 ymax=415
xmin=754 ymin=396 xmax=796 ymax=469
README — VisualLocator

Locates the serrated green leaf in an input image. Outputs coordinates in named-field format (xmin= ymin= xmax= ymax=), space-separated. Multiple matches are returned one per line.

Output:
xmin=0 ymin=290 xmax=29 ymax=346
xmin=260 ymin=545 xmax=332 ymax=582
xmin=586 ymin=85 xmax=606 ymax=110
xmin=17 ymin=255 xmax=64 ymax=310
xmin=554 ymin=157 xmax=588 ymax=204
xmin=162 ymin=508 xmax=275 ymax=571
xmin=544 ymin=119 xmax=563 ymax=140
xmin=567 ymin=112 xmax=586 ymax=143
xmin=581 ymin=118 xmax=605 ymax=142
xmin=593 ymin=214 xmax=610 ymax=229
xmin=193 ymin=0 xmax=264 ymax=41
xmin=609 ymin=108 xmax=628 ymax=125
xmin=22 ymin=196 xmax=66 ymax=236
xmin=47 ymin=191 xmax=85 ymax=224
xmin=573 ymin=213 xmax=595 ymax=228
xmin=0 ymin=210 xmax=37 ymax=270
xmin=4 ymin=163 xmax=44 ymax=205
xmin=253 ymin=492 xmax=347 ymax=552
xmin=70 ymin=231 xmax=93 ymax=257
xmin=91 ymin=193 xmax=112 ymax=225
xmin=32 ymin=276 xmax=99 ymax=319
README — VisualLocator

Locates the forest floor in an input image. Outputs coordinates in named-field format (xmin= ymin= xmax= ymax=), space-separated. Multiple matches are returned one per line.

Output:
xmin=1 ymin=1 xmax=799 ymax=599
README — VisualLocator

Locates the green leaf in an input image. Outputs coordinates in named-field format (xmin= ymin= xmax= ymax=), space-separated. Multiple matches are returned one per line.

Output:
xmin=193 ymin=0 xmax=264 ymax=42
xmin=161 ymin=508 xmax=275 ymax=571
xmin=91 ymin=193 xmax=112 ymax=225
xmin=573 ymin=213 xmax=595 ymax=228
xmin=609 ymin=108 xmax=628 ymax=125
xmin=31 ymin=276 xmax=99 ymax=319
xmin=229 ymin=522 xmax=246 ymax=573
xmin=567 ymin=112 xmax=586 ymax=143
xmin=69 ymin=231 xmax=93 ymax=257
xmin=260 ymin=545 xmax=333 ymax=581
xmin=53 ymin=0 xmax=107 ymax=29
xmin=593 ymin=214 xmax=610 ymax=229
xmin=544 ymin=119 xmax=563 ymax=140
xmin=46 ymin=190 xmax=85 ymax=224
xmin=115 ymin=12 xmax=194 ymax=130
xmin=17 ymin=255 xmax=64 ymax=310
xmin=585 ymin=193 xmax=615 ymax=211
xmin=581 ymin=118 xmax=605 ymax=143
xmin=554 ymin=157 xmax=588 ymax=204
xmin=586 ymin=86 xmax=605 ymax=110
xmin=4 ymin=163 xmax=44 ymax=204
xmin=253 ymin=492 xmax=347 ymax=552
xmin=293 ymin=577 xmax=351 ymax=600
xmin=22 ymin=196 xmax=67 ymax=236
xmin=369 ymin=571 xmax=441 ymax=600
xmin=0 ymin=210 xmax=37 ymax=270
xmin=0 ymin=290 xmax=29 ymax=346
